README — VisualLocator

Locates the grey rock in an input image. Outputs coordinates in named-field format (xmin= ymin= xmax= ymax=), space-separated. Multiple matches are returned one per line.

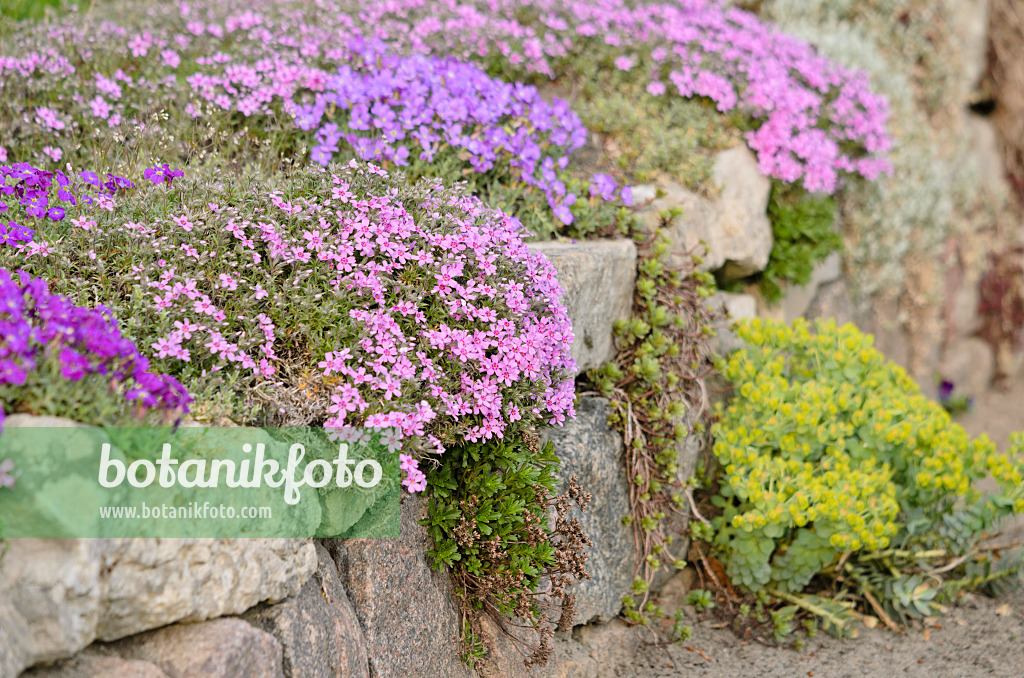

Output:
xmin=859 ymin=299 xmax=911 ymax=373
xmin=653 ymin=568 xmax=699 ymax=615
xmin=529 ymin=239 xmax=637 ymax=374
xmin=0 ymin=534 xmax=315 ymax=677
xmin=950 ymin=278 xmax=982 ymax=341
xmin=242 ymin=543 xmax=369 ymax=678
xmin=542 ymin=398 xmax=634 ymax=625
xmin=0 ymin=535 xmax=312 ymax=676
xmin=776 ymin=252 xmax=843 ymax=322
xmin=101 ymin=618 xmax=283 ymax=678
xmin=94 ymin=538 xmax=317 ymax=641
xmin=675 ymin=409 xmax=706 ymax=490
xmin=630 ymin=184 xmax=658 ymax=206
xmin=21 ymin=653 xmax=167 ymax=678
xmin=966 ymin=115 xmax=1007 ymax=195
xmin=651 ymin=409 xmax=706 ymax=594
xmin=1 ymin=539 xmax=101 ymax=678
xmin=805 ymin=279 xmax=855 ymax=327
xmin=535 ymin=620 xmax=637 ymax=678
xmin=471 ymin=615 xmax=534 ymax=678
xmin=0 ymin=415 xmax=318 ymax=677
xmin=950 ymin=0 xmax=990 ymax=90
xmin=638 ymin=146 xmax=772 ymax=280
xmin=324 ymin=497 xmax=474 ymax=678
xmin=706 ymin=292 xmax=758 ymax=355
xmin=940 ymin=337 xmax=996 ymax=398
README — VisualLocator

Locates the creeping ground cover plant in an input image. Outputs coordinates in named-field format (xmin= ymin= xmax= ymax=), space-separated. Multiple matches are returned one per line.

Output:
xmin=0 ymin=6 xmax=632 ymax=236
xmin=350 ymin=0 xmax=892 ymax=193
xmin=704 ymin=317 xmax=1024 ymax=636
xmin=0 ymin=159 xmax=577 ymax=493
xmin=0 ymin=0 xmax=891 ymax=224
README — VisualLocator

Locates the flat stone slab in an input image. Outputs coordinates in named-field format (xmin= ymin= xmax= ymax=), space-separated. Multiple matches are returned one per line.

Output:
xmin=323 ymin=497 xmax=474 ymax=678
xmin=542 ymin=397 xmax=634 ymax=624
xmin=100 ymin=618 xmax=283 ymax=678
xmin=529 ymin=239 xmax=637 ymax=374
xmin=241 ymin=543 xmax=369 ymax=678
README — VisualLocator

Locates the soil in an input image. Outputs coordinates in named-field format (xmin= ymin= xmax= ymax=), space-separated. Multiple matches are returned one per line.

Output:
xmin=956 ymin=371 xmax=1024 ymax=452
xmin=611 ymin=586 xmax=1024 ymax=677
xmin=591 ymin=370 xmax=1024 ymax=678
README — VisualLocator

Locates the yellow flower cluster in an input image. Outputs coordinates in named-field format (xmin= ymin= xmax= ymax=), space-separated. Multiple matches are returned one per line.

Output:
xmin=709 ymin=317 xmax=1024 ymax=594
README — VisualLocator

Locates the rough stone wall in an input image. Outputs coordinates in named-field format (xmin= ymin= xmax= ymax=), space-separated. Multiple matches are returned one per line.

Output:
xmin=4 ymin=399 xmax=689 ymax=678
xmin=988 ymin=0 xmax=1024 ymax=206
xmin=745 ymin=0 xmax=1015 ymax=392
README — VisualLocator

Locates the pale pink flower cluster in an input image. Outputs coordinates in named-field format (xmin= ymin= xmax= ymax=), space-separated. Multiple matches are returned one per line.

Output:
xmin=43 ymin=161 xmax=576 ymax=492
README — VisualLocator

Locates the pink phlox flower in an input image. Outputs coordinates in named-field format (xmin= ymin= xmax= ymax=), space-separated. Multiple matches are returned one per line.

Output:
xmin=0 ymin=459 xmax=17 ymax=489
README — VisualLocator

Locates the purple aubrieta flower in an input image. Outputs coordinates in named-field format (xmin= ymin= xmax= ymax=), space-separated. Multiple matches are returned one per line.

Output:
xmin=588 ymin=173 xmax=618 ymax=202
xmin=0 ymin=268 xmax=192 ymax=424
xmin=553 ymin=204 xmax=574 ymax=225
xmin=143 ymin=163 xmax=185 ymax=186
xmin=0 ymin=222 xmax=17 ymax=246
xmin=78 ymin=170 xmax=100 ymax=188
xmin=58 ymin=347 xmax=89 ymax=381
xmin=21 ymin=192 xmax=48 ymax=219
xmin=106 ymin=173 xmax=135 ymax=190
xmin=0 ymin=221 xmax=34 ymax=246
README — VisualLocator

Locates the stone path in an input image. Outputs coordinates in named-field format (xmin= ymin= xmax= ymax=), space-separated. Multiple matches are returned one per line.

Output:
xmin=619 ymin=586 xmax=1024 ymax=677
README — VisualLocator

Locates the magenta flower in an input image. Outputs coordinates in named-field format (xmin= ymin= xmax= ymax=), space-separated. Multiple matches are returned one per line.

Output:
xmin=144 ymin=163 xmax=185 ymax=186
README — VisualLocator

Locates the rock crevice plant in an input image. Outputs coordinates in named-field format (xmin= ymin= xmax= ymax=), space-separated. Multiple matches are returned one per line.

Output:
xmin=588 ymin=228 xmax=721 ymax=628
xmin=425 ymin=434 xmax=592 ymax=668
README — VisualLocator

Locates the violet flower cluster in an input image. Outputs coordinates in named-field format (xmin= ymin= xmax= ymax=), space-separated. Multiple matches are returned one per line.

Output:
xmin=0 ymin=268 xmax=191 ymax=434
xmin=144 ymin=163 xmax=185 ymax=186
xmin=278 ymin=51 xmax=606 ymax=224
xmin=8 ymin=161 xmax=576 ymax=492
xmin=1 ymin=163 xmax=134 ymax=250
xmin=183 ymin=42 xmax=622 ymax=224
